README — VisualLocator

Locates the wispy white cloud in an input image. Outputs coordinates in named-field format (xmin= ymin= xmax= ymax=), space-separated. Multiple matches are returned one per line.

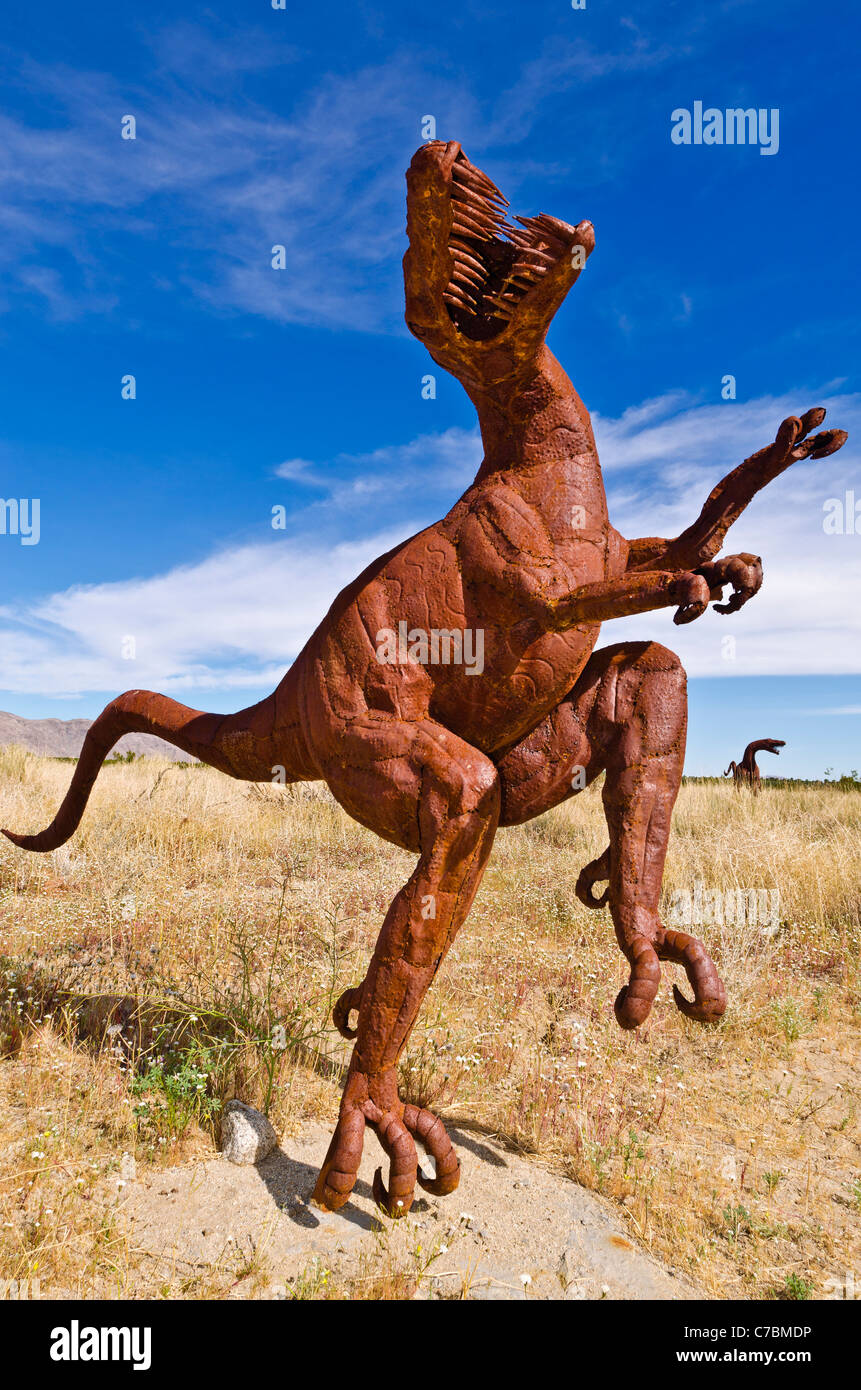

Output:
xmin=599 ymin=389 xmax=861 ymax=677
xmin=0 ymin=530 xmax=409 ymax=697
xmin=796 ymin=706 xmax=861 ymax=716
xmin=0 ymin=45 xmax=465 ymax=330
xmin=274 ymin=427 xmax=482 ymax=510
xmin=2 ymin=388 xmax=857 ymax=698
xmin=0 ymin=16 xmax=702 ymax=331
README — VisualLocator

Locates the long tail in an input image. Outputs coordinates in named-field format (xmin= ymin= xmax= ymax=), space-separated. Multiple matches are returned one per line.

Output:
xmin=3 ymin=684 xmax=308 ymax=854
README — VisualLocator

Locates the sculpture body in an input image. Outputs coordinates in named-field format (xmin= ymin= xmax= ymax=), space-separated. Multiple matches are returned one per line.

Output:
xmin=4 ymin=143 xmax=846 ymax=1216
xmin=724 ymin=738 xmax=785 ymax=792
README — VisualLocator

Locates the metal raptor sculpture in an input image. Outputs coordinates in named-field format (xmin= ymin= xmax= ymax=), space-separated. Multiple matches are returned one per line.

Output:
xmin=725 ymin=738 xmax=786 ymax=791
xmin=3 ymin=142 xmax=847 ymax=1217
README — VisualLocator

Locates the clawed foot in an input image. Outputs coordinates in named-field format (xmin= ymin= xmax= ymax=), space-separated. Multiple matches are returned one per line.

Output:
xmin=773 ymin=406 xmax=846 ymax=464
xmin=657 ymin=926 xmax=727 ymax=1023
xmin=312 ymin=1067 xmax=460 ymax=1218
xmin=694 ymin=551 xmax=763 ymax=616
xmin=614 ymin=923 xmax=727 ymax=1029
xmin=671 ymin=571 xmax=711 ymax=625
xmin=575 ymin=852 xmax=727 ymax=1028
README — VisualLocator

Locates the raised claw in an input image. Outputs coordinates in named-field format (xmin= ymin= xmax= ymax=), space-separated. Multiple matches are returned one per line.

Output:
xmin=403 ymin=1103 xmax=461 ymax=1196
xmin=672 ymin=572 xmax=710 ymax=626
xmin=773 ymin=408 xmax=846 ymax=463
xmin=614 ymin=933 xmax=661 ymax=1029
xmin=658 ymin=927 xmax=727 ymax=1023
xmin=369 ymin=1110 xmax=417 ymax=1218
xmin=798 ymin=407 xmax=826 ymax=435
xmin=792 ymin=427 xmax=848 ymax=461
xmin=312 ymin=1107 xmax=366 ymax=1211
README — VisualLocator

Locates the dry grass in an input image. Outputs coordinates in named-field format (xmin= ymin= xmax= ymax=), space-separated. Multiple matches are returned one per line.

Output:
xmin=0 ymin=746 xmax=858 ymax=1300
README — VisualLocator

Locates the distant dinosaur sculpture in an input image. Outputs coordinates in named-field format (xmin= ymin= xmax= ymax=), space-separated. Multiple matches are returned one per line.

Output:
xmin=3 ymin=142 xmax=847 ymax=1218
xmin=724 ymin=738 xmax=786 ymax=792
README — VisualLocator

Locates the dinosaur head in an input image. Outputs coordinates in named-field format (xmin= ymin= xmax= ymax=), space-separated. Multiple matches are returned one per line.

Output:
xmin=754 ymin=738 xmax=786 ymax=757
xmin=403 ymin=141 xmax=594 ymax=388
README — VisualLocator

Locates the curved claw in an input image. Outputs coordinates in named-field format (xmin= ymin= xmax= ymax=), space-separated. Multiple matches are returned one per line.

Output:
xmin=673 ymin=598 xmax=709 ymax=626
xmin=575 ymin=847 xmax=610 ymax=909
xmin=403 ymin=1103 xmax=461 ymax=1196
xmin=332 ymin=982 xmax=364 ymax=1040
xmin=312 ymin=1107 xmax=366 ymax=1211
xmin=799 ymin=406 xmax=827 ymax=436
xmin=659 ymin=928 xmax=727 ymax=1024
xmin=370 ymin=1112 xmax=417 ymax=1218
xmin=614 ymin=934 xmax=661 ymax=1029
xmin=792 ymin=428 xmax=848 ymax=461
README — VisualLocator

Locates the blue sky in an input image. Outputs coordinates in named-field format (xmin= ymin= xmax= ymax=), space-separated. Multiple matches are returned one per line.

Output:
xmin=0 ymin=0 xmax=858 ymax=777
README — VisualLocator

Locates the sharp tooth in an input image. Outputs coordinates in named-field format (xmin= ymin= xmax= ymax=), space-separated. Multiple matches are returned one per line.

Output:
xmin=506 ymin=232 xmax=542 ymax=251
xmin=451 ymin=265 xmax=486 ymax=292
xmin=453 ymin=166 xmax=509 ymax=208
xmin=451 ymin=193 xmax=502 ymax=229
xmin=452 ymin=210 xmax=498 ymax=240
xmin=535 ymin=213 xmax=574 ymax=239
xmin=506 ymin=229 xmax=548 ymax=252
xmin=515 ymin=215 xmax=567 ymax=249
xmin=512 ymin=258 xmax=547 ymax=277
xmin=444 ymin=287 xmax=477 ymax=312
xmin=451 ymin=187 xmax=501 ymax=224
xmin=449 ymin=241 xmax=489 ymax=276
xmin=458 ymin=161 xmax=507 ymax=203
xmin=510 ymin=242 xmax=557 ymax=267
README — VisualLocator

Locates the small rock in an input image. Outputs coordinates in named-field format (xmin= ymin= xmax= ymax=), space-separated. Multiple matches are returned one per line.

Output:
xmin=220 ymin=1100 xmax=278 ymax=1165
xmin=119 ymin=1152 xmax=136 ymax=1183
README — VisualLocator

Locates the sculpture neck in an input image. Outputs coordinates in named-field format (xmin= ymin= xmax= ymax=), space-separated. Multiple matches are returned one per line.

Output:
xmin=465 ymin=346 xmax=596 ymax=482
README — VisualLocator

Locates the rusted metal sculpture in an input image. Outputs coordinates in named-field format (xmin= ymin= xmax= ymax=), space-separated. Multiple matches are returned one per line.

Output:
xmin=3 ymin=142 xmax=847 ymax=1218
xmin=724 ymin=738 xmax=785 ymax=792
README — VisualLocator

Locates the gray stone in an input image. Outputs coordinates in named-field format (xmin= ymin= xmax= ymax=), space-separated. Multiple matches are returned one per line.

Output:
xmin=219 ymin=1100 xmax=278 ymax=1165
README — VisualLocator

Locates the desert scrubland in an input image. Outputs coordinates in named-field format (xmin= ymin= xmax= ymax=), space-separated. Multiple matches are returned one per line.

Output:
xmin=0 ymin=746 xmax=858 ymax=1299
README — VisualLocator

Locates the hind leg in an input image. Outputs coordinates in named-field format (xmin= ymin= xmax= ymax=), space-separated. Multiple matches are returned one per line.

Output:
xmin=312 ymin=715 xmax=499 ymax=1216
xmin=498 ymin=641 xmax=726 ymax=1029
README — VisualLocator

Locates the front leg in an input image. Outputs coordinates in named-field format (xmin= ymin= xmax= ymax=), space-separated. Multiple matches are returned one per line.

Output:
xmin=548 ymin=569 xmax=712 ymax=628
xmin=313 ymin=718 xmax=500 ymax=1217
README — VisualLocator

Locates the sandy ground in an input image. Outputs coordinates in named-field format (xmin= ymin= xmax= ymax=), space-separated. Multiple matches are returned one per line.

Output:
xmin=119 ymin=1121 xmax=702 ymax=1300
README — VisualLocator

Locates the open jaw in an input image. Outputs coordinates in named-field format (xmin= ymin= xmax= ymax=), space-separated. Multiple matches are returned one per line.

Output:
xmin=443 ymin=151 xmax=577 ymax=340
xmin=404 ymin=140 xmax=594 ymax=355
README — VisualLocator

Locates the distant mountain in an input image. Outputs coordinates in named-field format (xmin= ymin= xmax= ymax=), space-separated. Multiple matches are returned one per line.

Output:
xmin=0 ymin=710 xmax=196 ymax=761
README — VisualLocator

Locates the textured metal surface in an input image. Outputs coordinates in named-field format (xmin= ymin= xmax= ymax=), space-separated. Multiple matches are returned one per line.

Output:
xmin=724 ymin=738 xmax=786 ymax=792
xmin=4 ymin=142 xmax=847 ymax=1217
